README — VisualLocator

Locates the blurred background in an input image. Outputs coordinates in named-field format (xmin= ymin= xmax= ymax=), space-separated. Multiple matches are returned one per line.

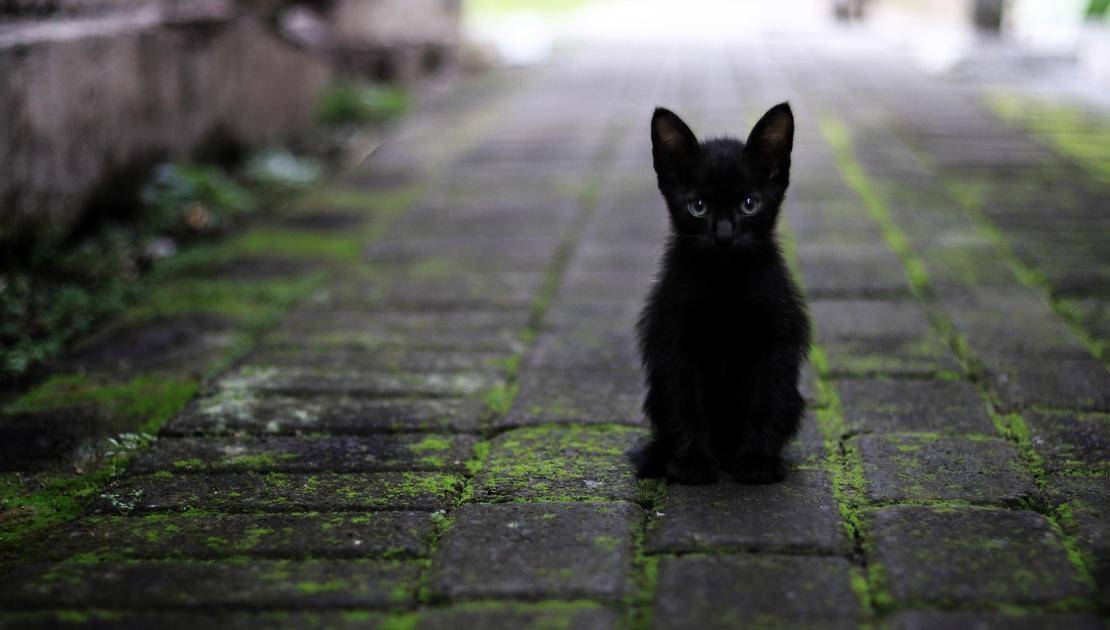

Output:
xmin=1 ymin=0 xmax=1108 ymax=384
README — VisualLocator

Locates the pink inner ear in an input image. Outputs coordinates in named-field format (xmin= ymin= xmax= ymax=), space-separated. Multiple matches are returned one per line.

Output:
xmin=759 ymin=118 xmax=790 ymax=146
xmin=658 ymin=123 xmax=686 ymax=150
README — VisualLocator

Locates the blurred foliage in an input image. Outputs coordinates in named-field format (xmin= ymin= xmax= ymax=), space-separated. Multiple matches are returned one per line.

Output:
xmin=0 ymin=230 xmax=139 ymax=382
xmin=317 ymin=83 xmax=408 ymax=126
xmin=141 ymin=163 xmax=256 ymax=238
xmin=1088 ymin=0 xmax=1109 ymax=19
xmin=988 ymin=92 xmax=1110 ymax=184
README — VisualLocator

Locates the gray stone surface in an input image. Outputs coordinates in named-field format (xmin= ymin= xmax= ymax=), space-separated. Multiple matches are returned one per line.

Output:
xmin=812 ymin=300 xmax=960 ymax=377
xmin=797 ymin=244 xmax=911 ymax=299
xmin=164 ymin=394 xmax=488 ymax=435
xmin=0 ymin=561 xmax=419 ymax=609
xmin=836 ymin=379 xmax=995 ymax=434
xmin=501 ymin=369 xmax=644 ymax=427
xmin=867 ymin=505 xmax=1091 ymax=606
xmin=855 ymin=434 xmax=1035 ymax=504
xmin=40 ymin=512 xmax=437 ymax=560
xmin=647 ymin=470 xmax=847 ymax=554
xmin=1024 ymin=411 xmax=1110 ymax=475
xmin=130 ymin=434 xmax=478 ymax=474
xmin=429 ymin=502 xmax=641 ymax=601
xmin=880 ymin=611 xmax=1105 ymax=630
xmin=653 ymin=555 xmax=863 ymax=629
xmin=984 ymin=357 xmax=1110 ymax=412
xmin=90 ymin=472 xmax=462 ymax=514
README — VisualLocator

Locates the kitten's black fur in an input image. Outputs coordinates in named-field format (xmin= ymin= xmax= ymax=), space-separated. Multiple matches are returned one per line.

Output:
xmin=634 ymin=103 xmax=811 ymax=485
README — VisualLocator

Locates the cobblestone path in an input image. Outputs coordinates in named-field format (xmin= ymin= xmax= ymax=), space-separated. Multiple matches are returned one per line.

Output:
xmin=1 ymin=33 xmax=1108 ymax=628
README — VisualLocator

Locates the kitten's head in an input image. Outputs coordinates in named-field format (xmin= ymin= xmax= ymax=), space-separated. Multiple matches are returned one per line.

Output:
xmin=650 ymin=103 xmax=794 ymax=254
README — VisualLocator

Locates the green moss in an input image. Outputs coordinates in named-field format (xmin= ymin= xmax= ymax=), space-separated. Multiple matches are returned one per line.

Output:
xmin=465 ymin=441 xmax=491 ymax=477
xmin=295 ymin=578 xmax=348 ymax=595
xmin=482 ymin=382 xmax=519 ymax=416
xmin=128 ymin=273 xmax=326 ymax=323
xmin=7 ymin=374 xmax=197 ymax=432
xmin=318 ymin=83 xmax=408 ymax=126
xmin=408 ymin=435 xmax=452 ymax=453
xmin=943 ymin=176 xmax=1105 ymax=362
xmin=478 ymin=424 xmax=640 ymax=501
xmin=818 ymin=115 xmax=930 ymax=295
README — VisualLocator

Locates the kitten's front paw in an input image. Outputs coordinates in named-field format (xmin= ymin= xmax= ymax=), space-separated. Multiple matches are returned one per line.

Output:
xmin=630 ymin=441 xmax=668 ymax=479
xmin=731 ymin=454 xmax=786 ymax=484
xmin=667 ymin=455 xmax=718 ymax=485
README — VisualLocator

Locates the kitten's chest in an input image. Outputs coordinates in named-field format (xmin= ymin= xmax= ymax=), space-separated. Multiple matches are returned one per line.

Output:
xmin=681 ymin=295 xmax=772 ymax=359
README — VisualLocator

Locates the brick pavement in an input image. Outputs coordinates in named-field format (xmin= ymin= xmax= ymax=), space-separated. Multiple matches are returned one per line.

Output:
xmin=0 ymin=33 xmax=1106 ymax=629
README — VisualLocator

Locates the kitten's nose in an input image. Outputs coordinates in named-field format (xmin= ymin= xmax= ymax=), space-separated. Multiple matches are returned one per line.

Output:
xmin=714 ymin=220 xmax=734 ymax=244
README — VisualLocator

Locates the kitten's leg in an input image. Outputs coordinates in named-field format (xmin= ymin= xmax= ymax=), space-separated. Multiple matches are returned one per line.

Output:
xmin=730 ymin=351 xmax=804 ymax=484
xmin=643 ymin=367 xmax=717 ymax=485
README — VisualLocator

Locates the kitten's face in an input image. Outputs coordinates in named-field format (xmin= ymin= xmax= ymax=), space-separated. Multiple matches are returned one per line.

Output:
xmin=651 ymin=104 xmax=794 ymax=253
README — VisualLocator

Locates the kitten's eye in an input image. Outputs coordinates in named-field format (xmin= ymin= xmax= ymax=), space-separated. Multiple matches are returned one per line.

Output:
xmin=687 ymin=198 xmax=707 ymax=217
xmin=740 ymin=195 xmax=761 ymax=215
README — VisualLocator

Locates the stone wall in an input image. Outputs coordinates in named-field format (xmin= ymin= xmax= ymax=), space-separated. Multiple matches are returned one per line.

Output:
xmin=0 ymin=0 xmax=461 ymax=244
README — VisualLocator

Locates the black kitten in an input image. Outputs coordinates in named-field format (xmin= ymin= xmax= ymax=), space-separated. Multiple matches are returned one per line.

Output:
xmin=634 ymin=103 xmax=811 ymax=485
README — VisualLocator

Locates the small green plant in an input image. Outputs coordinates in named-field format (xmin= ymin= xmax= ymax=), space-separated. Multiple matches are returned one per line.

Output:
xmin=141 ymin=163 xmax=255 ymax=237
xmin=0 ymin=230 xmax=137 ymax=380
xmin=318 ymin=84 xmax=409 ymax=126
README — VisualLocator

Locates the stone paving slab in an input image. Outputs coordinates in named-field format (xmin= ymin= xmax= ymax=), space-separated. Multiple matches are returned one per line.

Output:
xmin=797 ymin=244 xmax=911 ymax=299
xmin=836 ymin=378 xmax=995 ymax=434
xmin=216 ymin=364 xmax=512 ymax=400
xmin=1024 ymin=411 xmax=1110 ymax=475
xmin=473 ymin=425 xmax=644 ymax=503
xmin=130 ymin=434 xmax=477 ymax=474
xmin=854 ymin=434 xmax=1035 ymax=504
xmin=429 ymin=502 xmax=641 ymax=602
xmin=647 ymin=470 xmax=848 ymax=555
xmin=982 ymin=356 xmax=1110 ymax=413
xmin=501 ymin=369 xmax=644 ymax=427
xmin=866 ymin=505 xmax=1091 ymax=607
xmin=39 ymin=512 xmax=437 ymax=560
xmin=526 ymin=329 xmax=640 ymax=371
xmin=90 ymin=472 xmax=463 ymax=514
xmin=0 ymin=603 xmax=620 ymax=630
xmin=879 ymin=611 xmax=1105 ymax=630
xmin=0 ymin=561 xmax=419 ymax=610
xmin=938 ymin=288 xmax=1093 ymax=360
xmin=274 ymin=309 xmax=532 ymax=337
xmin=811 ymin=300 xmax=960 ymax=378
xmin=165 ymin=394 xmax=488 ymax=435
xmin=245 ymin=348 xmax=510 ymax=374
xmin=652 ymin=554 xmax=863 ymax=630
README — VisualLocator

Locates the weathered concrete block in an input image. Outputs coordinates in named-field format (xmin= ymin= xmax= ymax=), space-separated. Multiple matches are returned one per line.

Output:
xmin=0 ymin=560 xmax=419 ymax=609
xmin=653 ymin=554 xmax=863 ymax=629
xmin=867 ymin=505 xmax=1091 ymax=606
xmin=836 ymin=378 xmax=994 ymax=434
xmin=42 ymin=512 xmax=438 ymax=560
xmin=90 ymin=471 xmax=463 ymax=514
xmin=647 ymin=470 xmax=848 ymax=555
xmin=854 ymin=434 xmax=1034 ymax=504
xmin=429 ymin=502 xmax=641 ymax=601
xmin=130 ymin=433 xmax=478 ymax=474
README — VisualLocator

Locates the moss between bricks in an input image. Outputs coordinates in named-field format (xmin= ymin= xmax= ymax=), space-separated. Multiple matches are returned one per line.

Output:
xmin=0 ymin=375 xmax=198 ymax=555
xmin=817 ymin=110 xmax=1099 ymax=606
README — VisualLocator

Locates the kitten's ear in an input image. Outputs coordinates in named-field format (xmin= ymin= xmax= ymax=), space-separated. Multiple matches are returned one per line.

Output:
xmin=651 ymin=108 xmax=699 ymax=177
xmin=744 ymin=103 xmax=794 ymax=175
